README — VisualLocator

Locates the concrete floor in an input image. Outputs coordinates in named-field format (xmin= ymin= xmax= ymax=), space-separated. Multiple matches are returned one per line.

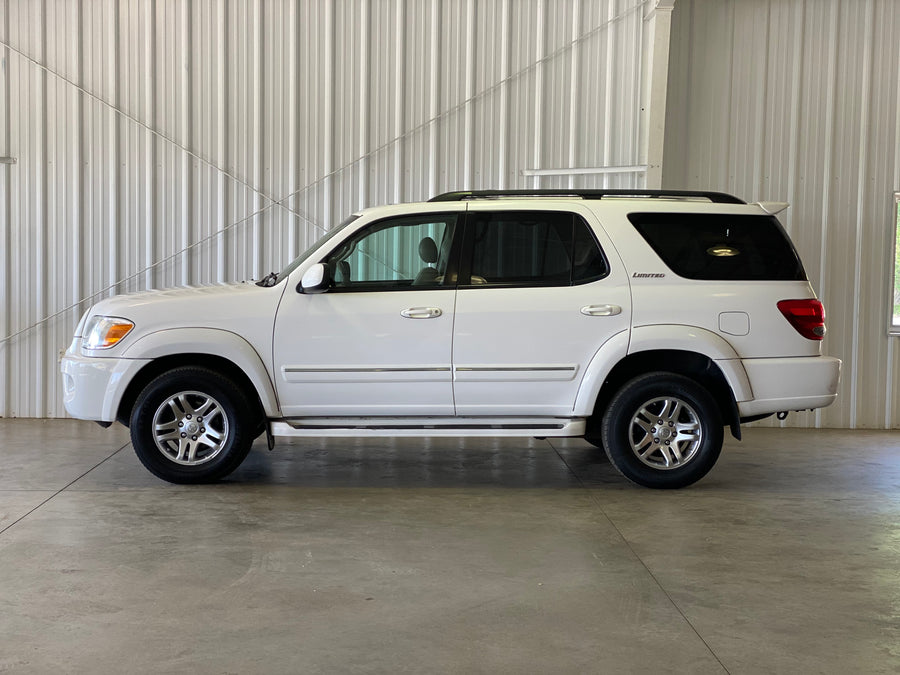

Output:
xmin=0 ymin=421 xmax=898 ymax=674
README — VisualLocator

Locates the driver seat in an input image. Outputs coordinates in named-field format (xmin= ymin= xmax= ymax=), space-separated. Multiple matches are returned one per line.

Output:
xmin=413 ymin=236 xmax=440 ymax=285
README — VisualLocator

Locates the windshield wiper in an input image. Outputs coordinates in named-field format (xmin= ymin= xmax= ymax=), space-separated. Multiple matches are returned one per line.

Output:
xmin=255 ymin=272 xmax=279 ymax=287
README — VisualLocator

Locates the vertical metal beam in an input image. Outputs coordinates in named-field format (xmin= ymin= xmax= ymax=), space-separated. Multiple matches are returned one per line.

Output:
xmin=393 ymin=0 xmax=405 ymax=203
xmin=428 ymin=0 xmax=440 ymax=197
xmin=358 ymin=0 xmax=370 ymax=210
xmin=36 ymin=0 xmax=48 ymax=414
xmin=531 ymin=0 xmax=546 ymax=190
xmin=816 ymin=0 xmax=838 ymax=429
xmin=786 ymin=0 xmax=805 ymax=227
xmin=567 ymin=0 xmax=581 ymax=190
xmin=464 ymin=0 xmax=475 ymax=189
xmin=325 ymin=0 xmax=335 ymax=225
xmin=643 ymin=0 xmax=675 ymax=189
xmin=498 ymin=0 xmax=510 ymax=190
xmin=146 ymin=0 xmax=157 ymax=289
xmin=74 ymin=0 xmax=84 ymax=348
xmin=179 ymin=0 xmax=191 ymax=286
xmin=216 ymin=0 xmax=227 ymax=279
xmin=109 ymin=0 xmax=120 ymax=297
xmin=602 ymin=0 xmax=615 ymax=187
xmin=252 ymin=0 xmax=262 ymax=279
xmin=0 ymin=0 xmax=10 ymax=416
xmin=849 ymin=0 xmax=875 ymax=430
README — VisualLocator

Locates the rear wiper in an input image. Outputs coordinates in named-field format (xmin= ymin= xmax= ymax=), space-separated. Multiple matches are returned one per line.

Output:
xmin=255 ymin=272 xmax=279 ymax=287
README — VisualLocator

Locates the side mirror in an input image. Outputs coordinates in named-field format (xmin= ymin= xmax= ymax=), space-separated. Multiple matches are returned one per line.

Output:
xmin=299 ymin=263 xmax=331 ymax=294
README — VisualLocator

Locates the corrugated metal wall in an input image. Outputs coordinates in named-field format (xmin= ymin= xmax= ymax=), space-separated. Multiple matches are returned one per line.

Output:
xmin=664 ymin=0 xmax=900 ymax=428
xmin=0 ymin=0 xmax=656 ymax=418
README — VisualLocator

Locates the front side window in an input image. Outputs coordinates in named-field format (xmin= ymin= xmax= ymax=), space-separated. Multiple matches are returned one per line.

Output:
xmin=323 ymin=213 xmax=459 ymax=291
xmin=275 ymin=214 xmax=360 ymax=285
xmin=463 ymin=211 xmax=608 ymax=287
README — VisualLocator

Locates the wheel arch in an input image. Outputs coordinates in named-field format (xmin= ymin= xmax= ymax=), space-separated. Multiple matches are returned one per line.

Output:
xmin=116 ymin=328 xmax=278 ymax=426
xmin=583 ymin=348 xmax=745 ymax=441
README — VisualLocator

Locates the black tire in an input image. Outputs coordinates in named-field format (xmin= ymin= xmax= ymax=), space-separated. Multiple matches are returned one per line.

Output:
xmin=130 ymin=367 xmax=256 ymax=484
xmin=601 ymin=372 xmax=723 ymax=489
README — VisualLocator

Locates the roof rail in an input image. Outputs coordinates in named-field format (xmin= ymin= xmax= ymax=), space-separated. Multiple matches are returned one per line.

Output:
xmin=428 ymin=189 xmax=746 ymax=204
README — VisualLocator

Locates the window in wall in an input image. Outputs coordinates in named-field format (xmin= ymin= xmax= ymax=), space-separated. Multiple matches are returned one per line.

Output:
xmin=890 ymin=194 xmax=900 ymax=334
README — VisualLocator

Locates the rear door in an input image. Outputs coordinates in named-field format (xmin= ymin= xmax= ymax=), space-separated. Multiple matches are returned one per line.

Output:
xmin=451 ymin=204 xmax=631 ymax=416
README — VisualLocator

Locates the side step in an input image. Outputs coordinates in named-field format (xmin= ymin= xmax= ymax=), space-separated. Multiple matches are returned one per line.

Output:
xmin=270 ymin=417 xmax=586 ymax=438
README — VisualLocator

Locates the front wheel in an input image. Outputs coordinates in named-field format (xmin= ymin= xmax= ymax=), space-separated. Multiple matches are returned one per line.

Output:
xmin=601 ymin=373 xmax=723 ymax=489
xmin=130 ymin=367 xmax=256 ymax=484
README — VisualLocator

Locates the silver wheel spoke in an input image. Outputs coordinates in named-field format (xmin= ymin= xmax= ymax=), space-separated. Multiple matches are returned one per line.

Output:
xmin=177 ymin=394 xmax=196 ymax=416
xmin=634 ymin=416 xmax=654 ymax=433
xmin=186 ymin=439 xmax=199 ymax=463
xmin=205 ymin=427 xmax=224 ymax=442
xmin=639 ymin=444 xmax=657 ymax=460
xmin=634 ymin=433 xmax=654 ymax=454
xmin=195 ymin=399 xmax=215 ymax=417
xmin=667 ymin=400 xmax=682 ymax=422
xmin=155 ymin=419 xmax=178 ymax=433
xmin=167 ymin=398 xmax=184 ymax=418
xmin=175 ymin=437 xmax=189 ymax=462
xmin=658 ymin=445 xmax=674 ymax=466
xmin=658 ymin=399 xmax=672 ymax=420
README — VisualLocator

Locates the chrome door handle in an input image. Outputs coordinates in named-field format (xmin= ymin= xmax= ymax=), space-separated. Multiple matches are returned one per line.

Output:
xmin=581 ymin=304 xmax=622 ymax=317
xmin=401 ymin=307 xmax=443 ymax=319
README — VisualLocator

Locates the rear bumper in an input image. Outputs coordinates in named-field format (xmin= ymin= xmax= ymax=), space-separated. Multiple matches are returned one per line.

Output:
xmin=737 ymin=356 xmax=841 ymax=417
xmin=60 ymin=352 xmax=151 ymax=422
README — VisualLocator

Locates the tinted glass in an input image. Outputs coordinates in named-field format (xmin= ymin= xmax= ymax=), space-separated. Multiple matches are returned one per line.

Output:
xmin=628 ymin=212 xmax=806 ymax=281
xmin=572 ymin=218 xmax=609 ymax=283
xmin=466 ymin=211 xmax=608 ymax=286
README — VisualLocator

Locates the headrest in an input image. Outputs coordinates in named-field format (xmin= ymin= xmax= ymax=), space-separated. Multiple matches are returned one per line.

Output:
xmin=419 ymin=236 xmax=438 ymax=264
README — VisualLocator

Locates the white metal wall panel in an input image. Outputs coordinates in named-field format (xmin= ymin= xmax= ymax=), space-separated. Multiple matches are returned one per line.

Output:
xmin=664 ymin=0 xmax=900 ymax=429
xmin=0 ymin=0 xmax=658 ymax=418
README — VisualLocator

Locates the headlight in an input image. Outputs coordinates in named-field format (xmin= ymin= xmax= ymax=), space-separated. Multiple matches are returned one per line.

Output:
xmin=83 ymin=316 xmax=135 ymax=350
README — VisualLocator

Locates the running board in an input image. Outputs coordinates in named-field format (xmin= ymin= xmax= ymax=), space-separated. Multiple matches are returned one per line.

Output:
xmin=270 ymin=417 xmax=586 ymax=438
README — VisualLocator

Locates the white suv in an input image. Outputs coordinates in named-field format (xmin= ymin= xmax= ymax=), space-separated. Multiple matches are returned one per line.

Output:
xmin=60 ymin=190 xmax=841 ymax=488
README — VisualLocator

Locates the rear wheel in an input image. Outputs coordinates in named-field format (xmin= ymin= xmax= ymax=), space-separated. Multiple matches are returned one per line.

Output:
xmin=130 ymin=367 xmax=256 ymax=484
xmin=601 ymin=372 xmax=723 ymax=489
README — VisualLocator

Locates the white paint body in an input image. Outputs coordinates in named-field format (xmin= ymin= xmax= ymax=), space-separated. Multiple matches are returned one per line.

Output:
xmin=60 ymin=197 xmax=841 ymax=438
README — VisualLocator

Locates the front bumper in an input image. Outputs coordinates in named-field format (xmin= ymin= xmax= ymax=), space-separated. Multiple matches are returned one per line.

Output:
xmin=737 ymin=356 xmax=841 ymax=417
xmin=60 ymin=351 xmax=152 ymax=422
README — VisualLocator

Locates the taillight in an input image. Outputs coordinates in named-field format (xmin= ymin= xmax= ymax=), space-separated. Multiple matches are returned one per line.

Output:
xmin=777 ymin=299 xmax=826 ymax=340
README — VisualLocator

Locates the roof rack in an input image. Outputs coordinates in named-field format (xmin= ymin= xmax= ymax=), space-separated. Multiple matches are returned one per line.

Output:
xmin=428 ymin=189 xmax=746 ymax=204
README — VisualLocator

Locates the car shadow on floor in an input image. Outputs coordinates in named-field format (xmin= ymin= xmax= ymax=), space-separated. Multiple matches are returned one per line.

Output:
xmin=219 ymin=436 xmax=622 ymax=490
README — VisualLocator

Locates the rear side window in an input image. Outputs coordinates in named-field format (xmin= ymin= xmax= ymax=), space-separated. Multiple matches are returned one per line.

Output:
xmin=628 ymin=212 xmax=806 ymax=281
xmin=464 ymin=211 xmax=608 ymax=287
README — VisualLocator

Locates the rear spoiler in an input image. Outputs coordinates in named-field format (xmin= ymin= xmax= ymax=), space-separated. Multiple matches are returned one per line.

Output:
xmin=753 ymin=201 xmax=789 ymax=215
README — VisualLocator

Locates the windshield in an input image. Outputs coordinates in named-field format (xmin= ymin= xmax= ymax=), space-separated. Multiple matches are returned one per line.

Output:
xmin=273 ymin=214 xmax=361 ymax=285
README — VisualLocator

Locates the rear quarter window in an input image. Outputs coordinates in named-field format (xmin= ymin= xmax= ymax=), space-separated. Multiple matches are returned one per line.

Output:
xmin=628 ymin=212 xmax=806 ymax=281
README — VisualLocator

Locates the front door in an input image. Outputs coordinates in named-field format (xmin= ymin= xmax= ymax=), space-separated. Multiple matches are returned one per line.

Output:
xmin=452 ymin=206 xmax=631 ymax=416
xmin=273 ymin=211 xmax=461 ymax=417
